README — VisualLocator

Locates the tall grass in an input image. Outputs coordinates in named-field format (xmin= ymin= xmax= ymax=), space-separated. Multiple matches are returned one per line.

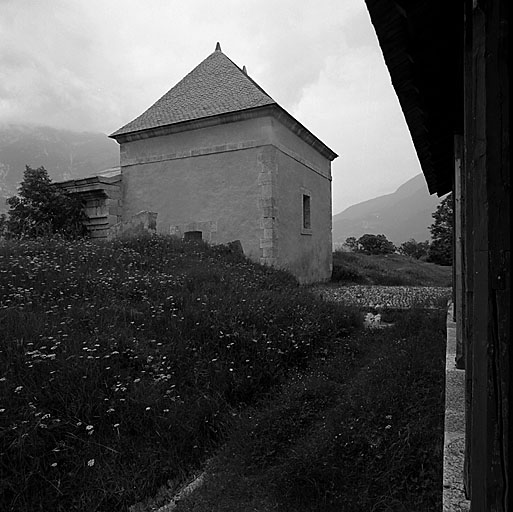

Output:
xmin=176 ymin=308 xmax=446 ymax=512
xmin=0 ymin=235 xmax=360 ymax=511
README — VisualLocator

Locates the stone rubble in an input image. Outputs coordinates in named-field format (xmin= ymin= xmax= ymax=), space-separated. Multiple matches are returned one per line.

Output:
xmin=314 ymin=285 xmax=451 ymax=310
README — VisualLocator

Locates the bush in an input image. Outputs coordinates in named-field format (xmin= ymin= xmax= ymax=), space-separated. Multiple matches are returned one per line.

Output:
xmin=399 ymin=239 xmax=430 ymax=259
xmin=356 ymin=234 xmax=396 ymax=255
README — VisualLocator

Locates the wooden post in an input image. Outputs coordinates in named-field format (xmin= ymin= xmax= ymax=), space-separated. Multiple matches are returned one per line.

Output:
xmin=463 ymin=0 xmax=474 ymax=498
xmin=454 ymin=135 xmax=464 ymax=369
xmin=466 ymin=0 xmax=510 ymax=510
xmin=483 ymin=0 xmax=510 ymax=508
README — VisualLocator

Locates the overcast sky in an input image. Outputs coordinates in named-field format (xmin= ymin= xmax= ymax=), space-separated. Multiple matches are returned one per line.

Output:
xmin=0 ymin=0 xmax=425 ymax=214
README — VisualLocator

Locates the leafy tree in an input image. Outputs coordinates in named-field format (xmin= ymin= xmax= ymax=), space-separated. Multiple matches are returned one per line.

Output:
xmin=357 ymin=233 xmax=396 ymax=255
xmin=427 ymin=193 xmax=453 ymax=266
xmin=399 ymin=239 xmax=430 ymax=259
xmin=344 ymin=236 xmax=359 ymax=252
xmin=5 ymin=165 xmax=86 ymax=239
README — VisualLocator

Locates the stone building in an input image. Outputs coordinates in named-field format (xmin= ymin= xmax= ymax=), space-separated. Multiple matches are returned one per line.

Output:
xmin=102 ymin=43 xmax=336 ymax=283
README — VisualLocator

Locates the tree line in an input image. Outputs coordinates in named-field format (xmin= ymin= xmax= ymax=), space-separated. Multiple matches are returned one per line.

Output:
xmin=342 ymin=194 xmax=453 ymax=266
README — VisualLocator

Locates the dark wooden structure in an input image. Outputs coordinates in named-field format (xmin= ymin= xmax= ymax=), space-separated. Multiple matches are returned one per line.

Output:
xmin=364 ymin=1 xmax=510 ymax=510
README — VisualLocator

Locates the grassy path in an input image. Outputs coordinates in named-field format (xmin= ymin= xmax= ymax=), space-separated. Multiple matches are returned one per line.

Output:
xmin=173 ymin=307 xmax=447 ymax=512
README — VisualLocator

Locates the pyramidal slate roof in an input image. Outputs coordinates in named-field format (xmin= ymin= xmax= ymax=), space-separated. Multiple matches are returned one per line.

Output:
xmin=110 ymin=43 xmax=277 ymax=138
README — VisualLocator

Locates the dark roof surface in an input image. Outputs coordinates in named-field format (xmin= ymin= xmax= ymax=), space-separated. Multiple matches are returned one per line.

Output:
xmin=111 ymin=46 xmax=276 ymax=137
xmin=364 ymin=0 xmax=463 ymax=196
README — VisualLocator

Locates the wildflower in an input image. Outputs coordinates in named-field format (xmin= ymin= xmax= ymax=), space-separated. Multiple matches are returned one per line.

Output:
xmin=14 ymin=386 xmax=23 ymax=393
xmin=87 ymin=459 xmax=95 ymax=467
xmin=51 ymin=463 xmax=57 ymax=467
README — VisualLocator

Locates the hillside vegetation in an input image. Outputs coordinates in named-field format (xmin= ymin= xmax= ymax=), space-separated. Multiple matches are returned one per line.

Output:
xmin=0 ymin=236 xmax=449 ymax=511
xmin=0 ymin=236 xmax=360 ymax=511
xmin=331 ymin=250 xmax=452 ymax=287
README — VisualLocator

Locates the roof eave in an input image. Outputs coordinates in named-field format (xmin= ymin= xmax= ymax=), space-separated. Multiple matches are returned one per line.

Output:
xmin=110 ymin=105 xmax=338 ymax=161
xmin=364 ymin=0 xmax=463 ymax=196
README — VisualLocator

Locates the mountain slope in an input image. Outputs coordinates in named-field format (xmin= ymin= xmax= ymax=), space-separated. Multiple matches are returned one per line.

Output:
xmin=0 ymin=125 xmax=119 ymax=211
xmin=332 ymin=174 xmax=444 ymax=246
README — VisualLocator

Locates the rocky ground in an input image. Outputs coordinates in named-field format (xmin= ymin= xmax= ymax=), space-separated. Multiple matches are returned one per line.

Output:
xmin=313 ymin=284 xmax=452 ymax=309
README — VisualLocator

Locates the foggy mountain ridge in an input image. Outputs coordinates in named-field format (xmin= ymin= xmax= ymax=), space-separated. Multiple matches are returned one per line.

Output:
xmin=332 ymin=173 xmax=445 ymax=246
xmin=0 ymin=124 xmax=119 ymax=212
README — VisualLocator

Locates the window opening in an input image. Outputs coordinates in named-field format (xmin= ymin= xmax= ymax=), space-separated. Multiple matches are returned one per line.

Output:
xmin=302 ymin=194 xmax=311 ymax=230
xmin=184 ymin=230 xmax=202 ymax=241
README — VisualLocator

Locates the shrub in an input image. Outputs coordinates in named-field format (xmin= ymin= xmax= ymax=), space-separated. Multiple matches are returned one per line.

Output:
xmin=399 ymin=239 xmax=430 ymax=259
xmin=343 ymin=237 xmax=359 ymax=252
xmin=356 ymin=234 xmax=396 ymax=255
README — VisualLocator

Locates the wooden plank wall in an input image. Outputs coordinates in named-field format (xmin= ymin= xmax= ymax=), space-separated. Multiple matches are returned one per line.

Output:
xmin=463 ymin=0 xmax=510 ymax=510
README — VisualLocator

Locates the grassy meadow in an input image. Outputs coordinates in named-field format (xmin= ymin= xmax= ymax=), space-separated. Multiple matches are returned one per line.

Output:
xmin=331 ymin=249 xmax=452 ymax=287
xmin=0 ymin=236 xmax=360 ymax=511
xmin=0 ymin=236 xmax=450 ymax=511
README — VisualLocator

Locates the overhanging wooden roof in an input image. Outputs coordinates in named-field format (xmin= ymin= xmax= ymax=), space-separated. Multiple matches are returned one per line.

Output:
xmin=364 ymin=0 xmax=463 ymax=196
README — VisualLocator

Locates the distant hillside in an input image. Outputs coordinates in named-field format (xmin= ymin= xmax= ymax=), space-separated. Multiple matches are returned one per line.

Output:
xmin=0 ymin=125 xmax=119 ymax=211
xmin=330 ymin=251 xmax=452 ymax=287
xmin=332 ymin=174 xmax=445 ymax=246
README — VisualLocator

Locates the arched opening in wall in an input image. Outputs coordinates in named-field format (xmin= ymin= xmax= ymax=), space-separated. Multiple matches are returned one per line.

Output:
xmin=184 ymin=230 xmax=202 ymax=241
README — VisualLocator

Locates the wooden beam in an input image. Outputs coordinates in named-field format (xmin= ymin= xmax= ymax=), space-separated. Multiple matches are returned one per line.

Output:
xmin=454 ymin=135 xmax=464 ymax=369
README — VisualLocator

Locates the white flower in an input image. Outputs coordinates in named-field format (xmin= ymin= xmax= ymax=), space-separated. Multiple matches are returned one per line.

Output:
xmin=14 ymin=386 xmax=23 ymax=393
xmin=87 ymin=459 xmax=95 ymax=467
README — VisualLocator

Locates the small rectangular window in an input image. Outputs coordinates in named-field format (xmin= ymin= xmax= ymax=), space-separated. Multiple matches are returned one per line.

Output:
xmin=302 ymin=194 xmax=311 ymax=230
xmin=184 ymin=230 xmax=202 ymax=241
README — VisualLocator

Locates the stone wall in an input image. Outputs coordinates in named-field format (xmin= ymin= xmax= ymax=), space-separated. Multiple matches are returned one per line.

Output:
xmin=107 ymin=211 xmax=157 ymax=239
xmin=118 ymin=115 xmax=333 ymax=283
